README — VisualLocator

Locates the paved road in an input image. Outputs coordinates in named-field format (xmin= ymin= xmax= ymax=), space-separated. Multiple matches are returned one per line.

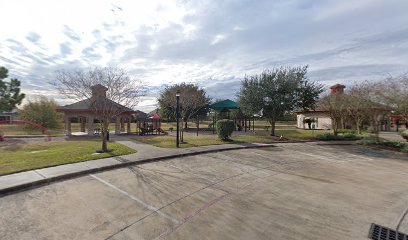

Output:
xmin=1 ymin=143 xmax=408 ymax=240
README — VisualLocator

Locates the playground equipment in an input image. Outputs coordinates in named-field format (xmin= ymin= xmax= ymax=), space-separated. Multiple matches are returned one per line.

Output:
xmin=0 ymin=120 xmax=52 ymax=141
xmin=137 ymin=114 xmax=165 ymax=135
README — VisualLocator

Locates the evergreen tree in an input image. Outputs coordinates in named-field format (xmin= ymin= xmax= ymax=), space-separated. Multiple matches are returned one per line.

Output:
xmin=238 ymin=66 xmax=323 ymax=136
xmin=0 ymin=66 xmax=25 ymax=112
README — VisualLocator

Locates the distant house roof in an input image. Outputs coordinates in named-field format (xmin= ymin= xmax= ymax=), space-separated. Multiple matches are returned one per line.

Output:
xmin=0 ymin=108 xmax=19 ymax=115
xmin=209 ymin=99 xmax=240 ymax=112
xmin=148 ymin=108 xmax=160 ymax=116
xmin=294 ymin=108 xmax=327 ymax=114
xmin=133 ymin=110 xmax=148 ymax=119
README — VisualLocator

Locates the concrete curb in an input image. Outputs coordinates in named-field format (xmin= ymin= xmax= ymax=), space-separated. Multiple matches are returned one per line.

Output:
xmin=0 ymin=144 xmax=276 ymax=197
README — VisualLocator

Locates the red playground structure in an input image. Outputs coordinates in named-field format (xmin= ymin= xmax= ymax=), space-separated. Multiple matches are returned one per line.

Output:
xmin=0 ymin=120 xmax=52 ymax=141
xmin=137 ymin=114 xmax=165 ymax=135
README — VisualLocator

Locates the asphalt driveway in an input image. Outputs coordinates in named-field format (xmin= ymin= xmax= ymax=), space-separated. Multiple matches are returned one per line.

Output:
xmin=1 ymin=143 xmax=408 ymax=240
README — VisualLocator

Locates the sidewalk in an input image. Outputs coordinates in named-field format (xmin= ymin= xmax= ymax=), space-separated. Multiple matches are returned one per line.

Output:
xmin=380 ymin=132 xmax=405 ymax=142
xmin=0 ymin=139 xmax=275 ymax=196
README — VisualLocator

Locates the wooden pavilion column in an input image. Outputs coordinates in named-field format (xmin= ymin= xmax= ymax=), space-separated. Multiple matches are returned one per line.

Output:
xmin=120 ymin=117 xmax=125 ymax=132
xmin=80 ymin=117 xmax=86 ymax=132
xmin=87 ymin=115 xmax=95 ymax=135
xmin=127 ymin=116 xmax=131 ymax=133
xmin=64 ymin=115 xmax=72 ymax=136
xmin=115 ymin=116 xmax=121 ymax=134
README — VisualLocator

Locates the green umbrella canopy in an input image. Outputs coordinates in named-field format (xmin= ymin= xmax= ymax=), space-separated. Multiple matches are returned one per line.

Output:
xmin=209 ymin=99 xmax=240 ymax=112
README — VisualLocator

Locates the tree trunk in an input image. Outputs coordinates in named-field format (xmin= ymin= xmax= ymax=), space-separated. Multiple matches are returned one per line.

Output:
xmin=374 ymin=121 xmax=380 ymax=142
xmin=270 ymin=118 xmax=276 ymax=136
xmin=356 ymin=119 xmax=361 ymax=135
xmin=340 ymin=117 xmax=345 ymax=130
xmin=184 ymin=121 xmax=188 ymax=129
xmin=332 ymin=118 xmax=338 ymax=136
xmin=102 ymin=131 xmax=108 ymax=152
xmin=101 ymin=120 xmax=109 ymax=152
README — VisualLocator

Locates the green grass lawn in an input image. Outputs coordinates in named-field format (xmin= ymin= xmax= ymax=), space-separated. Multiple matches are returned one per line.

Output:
xmin=135 ymin=129 xmax=333 ymax=149
xmin=0 ymin=141 xmax=136 ymax=176
xmin=135 ymin=134 xmax=281 ymax=148
xmin=161 ymin=120 xmax=297 ymax=131
xmin=0 ymin=120 xmax=297 ymax=136
xmin=0 ymin=124 xmax=65 ymax=136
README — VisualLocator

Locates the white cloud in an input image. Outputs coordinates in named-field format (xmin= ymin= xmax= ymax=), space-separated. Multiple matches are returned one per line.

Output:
xmin=1 ymin=0 xmax=408 ymax=112
xmin=211 ymin=34 xmax=227 ymax=45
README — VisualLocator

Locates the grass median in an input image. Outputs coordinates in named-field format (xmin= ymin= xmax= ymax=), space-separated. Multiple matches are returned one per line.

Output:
xmin=134 ymin=129 xmax=333 ymax=148
xmin=135 ymin=134 xmax=280 ymax=148
xmin=0 ymin=141 xmax=136 ymax=176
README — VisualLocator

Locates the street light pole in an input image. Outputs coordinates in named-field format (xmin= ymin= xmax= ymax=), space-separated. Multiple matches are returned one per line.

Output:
xmin=176 ymin=91 xmax=180 ymax=148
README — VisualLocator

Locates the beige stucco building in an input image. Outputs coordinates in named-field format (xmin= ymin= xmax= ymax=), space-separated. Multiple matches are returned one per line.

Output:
xmin=296 ymin=84 xmax=391 ymax=131
xmin=296 ymin=110 xmax=333 ymax=130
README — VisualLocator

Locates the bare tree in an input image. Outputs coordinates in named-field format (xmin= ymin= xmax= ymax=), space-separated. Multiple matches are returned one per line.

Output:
xmin=375 ymin=75 xmax=408 ymax=123
xmin=346 ymin=82 xmax=373 ymax=134
xmin=55 ymin=66 xmax=142 ymax=152
xmin=319 ymin=93 xmax=348 ymax=136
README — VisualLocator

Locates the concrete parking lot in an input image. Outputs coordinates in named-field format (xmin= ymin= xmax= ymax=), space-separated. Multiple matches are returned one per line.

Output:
xmin=2 ymin=143 xmax=408 ymax=240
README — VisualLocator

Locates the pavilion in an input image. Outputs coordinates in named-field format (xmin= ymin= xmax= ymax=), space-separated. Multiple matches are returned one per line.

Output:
xmin=209 ymin=99 xmax=254 ymax=132
xmin=209 ymin=99 xmax=240 ymax=113
xmin=57 ymin=84 xmax=136 ymax=136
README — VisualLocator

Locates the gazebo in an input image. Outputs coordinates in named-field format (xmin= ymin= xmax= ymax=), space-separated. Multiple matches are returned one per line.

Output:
xmin=209 ymin=99 xmax=254 ymax=132
xmin=57 ymin=84 xmax=136 ymax=135
xmin=209 ymin=99 xmax=240 ymax=113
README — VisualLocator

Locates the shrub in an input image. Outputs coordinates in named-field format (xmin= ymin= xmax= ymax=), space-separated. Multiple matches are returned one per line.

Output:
xmin=303 ymin=118 xmax=315 ymax=129
xmin=401 ymin=144 xmax=408 ymax=153
xmin=316 ymin=132 xmax=361 ymax=141
xmin=355 ymin=135 xmax=381 ymax=145
xmin=356 ymin=136 xmax=408 ymax=152
xmin=19 ymin=96 xmax=62 ymax=130
xmin=342 ymin=133 xmax=362 ymax=140
xmin=401 ymin=130 xmax=408 ymax=141
xmin=316 ymin=133 xmax=344 ymax=140
xmin=216 ymin=119 xmax=235 ymax=140
xmin=337 ymin=129 xmax=356 ymax=134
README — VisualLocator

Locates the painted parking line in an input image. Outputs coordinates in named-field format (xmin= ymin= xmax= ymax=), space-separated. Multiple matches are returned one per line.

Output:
xmin=89 ymin=174 xmax=179 ymax=224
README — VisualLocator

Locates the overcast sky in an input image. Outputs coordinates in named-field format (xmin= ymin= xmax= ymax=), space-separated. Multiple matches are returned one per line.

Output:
xmin=1 ymin=0 xmax=408 ymax=112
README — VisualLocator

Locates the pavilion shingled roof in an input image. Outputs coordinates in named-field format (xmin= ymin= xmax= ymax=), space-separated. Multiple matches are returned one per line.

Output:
xmin=57 ymin=98 xmax=134 ymax=112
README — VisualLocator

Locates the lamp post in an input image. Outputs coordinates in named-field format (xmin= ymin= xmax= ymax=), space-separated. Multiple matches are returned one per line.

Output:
xmin=176 ymin=91 xmax=180 ymax=148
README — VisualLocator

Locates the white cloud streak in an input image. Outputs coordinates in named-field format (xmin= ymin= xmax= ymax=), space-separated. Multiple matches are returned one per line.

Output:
xmin=0 ymin=0 xmax=407 ymax=112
